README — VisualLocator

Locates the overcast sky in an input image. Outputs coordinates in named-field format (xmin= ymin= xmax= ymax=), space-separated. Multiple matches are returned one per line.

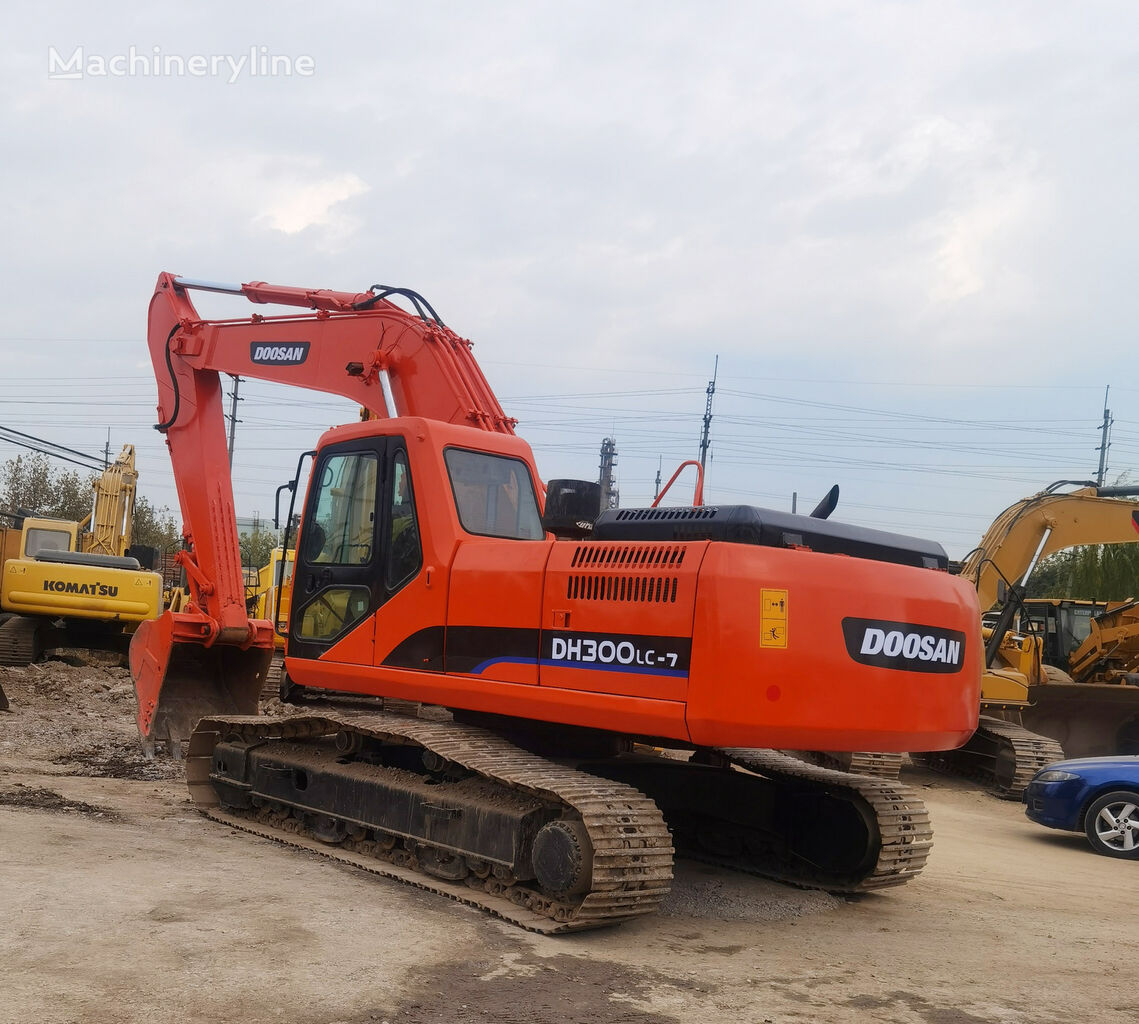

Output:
xmin=2 ymin=2 xmax=1138 ymax=558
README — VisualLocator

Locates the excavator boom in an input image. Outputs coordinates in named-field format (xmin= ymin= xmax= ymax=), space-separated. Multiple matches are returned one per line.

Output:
xmin=959 ymin=482 xmax=1139 ymax=612
xmin=133 ymin=274 xmax=519 ymax=747
xmin=84 ymin=445 xmax=139 ymax=558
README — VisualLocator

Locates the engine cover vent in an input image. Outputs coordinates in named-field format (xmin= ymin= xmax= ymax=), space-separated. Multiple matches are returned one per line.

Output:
xmin=570 ymin=544 xmax=687 ymax=569
xmin=567 ymin=574 xmax=679 ymax=603
xmin=609 ymin=507 xmax=717 ymax=522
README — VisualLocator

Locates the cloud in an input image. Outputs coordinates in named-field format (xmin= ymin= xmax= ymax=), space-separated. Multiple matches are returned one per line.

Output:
xmin=254 ymin=171 xmax=370 ymax=237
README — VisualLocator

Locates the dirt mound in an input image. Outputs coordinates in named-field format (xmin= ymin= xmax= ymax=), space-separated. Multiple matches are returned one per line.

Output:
xmin=0 ymin=657 xmax=182 ymax=780
xmin=0 ymin=783 xmax=119 ymax=820
xmin=52 ymin=742 xmax=176 ymax=780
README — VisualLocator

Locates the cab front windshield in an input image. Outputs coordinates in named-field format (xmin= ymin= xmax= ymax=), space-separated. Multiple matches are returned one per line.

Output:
xmin=1059 ymin=604 xmax=1099 ymax=652
xmin=25 ymin=527 xmax=72 ymax=557
xmin=444 ymin=448 xmax=544 ymax=540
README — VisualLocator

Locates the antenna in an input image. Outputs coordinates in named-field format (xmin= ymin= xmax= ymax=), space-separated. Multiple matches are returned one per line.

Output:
xmin=1096 ymin=384 xmax=1113 ymax=487
xmin=698 ymin=355 xmax=718 ymax=471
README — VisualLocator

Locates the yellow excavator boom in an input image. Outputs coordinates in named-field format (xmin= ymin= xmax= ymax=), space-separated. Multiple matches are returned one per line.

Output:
xmin=958 ymin=482 xmax=1139 ymax=613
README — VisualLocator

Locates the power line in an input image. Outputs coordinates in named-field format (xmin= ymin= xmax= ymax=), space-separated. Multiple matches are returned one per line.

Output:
xmin=0 ymin=424 xmax=105 ymax=472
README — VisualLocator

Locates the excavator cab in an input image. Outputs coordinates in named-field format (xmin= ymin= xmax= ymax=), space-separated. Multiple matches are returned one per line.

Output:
xmin=1019 ymin=599 xmax=1106 ymax=674
xmin=21 ymin=518 xmax=78 ymax=558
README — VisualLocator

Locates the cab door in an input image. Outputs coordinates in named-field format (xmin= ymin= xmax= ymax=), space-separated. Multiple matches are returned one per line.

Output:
xmin=289 ymin=438 xmax=386 ymax=664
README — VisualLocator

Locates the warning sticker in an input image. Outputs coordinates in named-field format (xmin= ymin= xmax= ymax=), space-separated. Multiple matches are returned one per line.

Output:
xmin=760 ymin=588 xmax=788 ymax=649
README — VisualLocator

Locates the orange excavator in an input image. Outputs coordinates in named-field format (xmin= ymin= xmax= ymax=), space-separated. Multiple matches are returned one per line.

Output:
xmin=131 ymin=272 xmax=981 ymax=932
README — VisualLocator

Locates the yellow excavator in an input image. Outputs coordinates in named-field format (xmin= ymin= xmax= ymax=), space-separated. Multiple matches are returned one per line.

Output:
xmin=807 ymin=481 xmax=1139 ymax=795
xmin=1012 ymin=596 xmax=1139 ymax=756
xmin=246 ymin=546 xmax=294 ymax=698
xmin=0 ymin=445 xmax=163 ymax=669
xmin=920 ymin=480 xmax=1139 ymax=794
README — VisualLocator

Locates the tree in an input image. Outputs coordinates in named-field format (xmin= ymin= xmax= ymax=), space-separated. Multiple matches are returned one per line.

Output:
xmin=1027 ymin=545 xmax=1139 ymax=601
xmin=240 ymin=525 xmax=280 ymax=569
xmin=132 ymin=495 xmax=182 ymax=551
xmin=0 ymin=452 xmax=95 ymax=521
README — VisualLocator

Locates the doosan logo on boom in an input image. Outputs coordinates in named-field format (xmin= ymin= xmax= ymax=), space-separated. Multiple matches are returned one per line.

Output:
xmin=250 ymin=341 xmax=310 ymax=365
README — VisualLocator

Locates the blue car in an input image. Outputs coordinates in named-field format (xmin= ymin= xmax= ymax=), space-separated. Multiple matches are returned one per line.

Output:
xmin=1024 ymin=756 xmax=1139 ymax=858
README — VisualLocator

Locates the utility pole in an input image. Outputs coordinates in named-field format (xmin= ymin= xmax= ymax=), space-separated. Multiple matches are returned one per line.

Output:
xmin=226 ymin=375 xmax=243 ymax=467
xmin=599 ymin=437 xmax=619 ymax=510
xmin=103 ymin=428 xmax=111 ymax=469
xmin=1096 ymin=385 xmax=1113 ymax=487
xmin=653 ymin=457 xmax=662 ymax=501
xmin=698 ymin=356 xmax=719 ymax=472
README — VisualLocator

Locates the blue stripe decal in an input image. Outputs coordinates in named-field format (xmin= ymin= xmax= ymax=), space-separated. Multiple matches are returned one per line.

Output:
xmin=470 ymin=656 xmax=538 ymax=674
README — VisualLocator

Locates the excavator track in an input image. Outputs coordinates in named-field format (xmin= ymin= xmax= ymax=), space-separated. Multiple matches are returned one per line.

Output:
xmin=187 ymin=710 xmax=674 ymax=934
xmin=586 ymin=747 xmax=931 ymax=893
xmin=715 ymin=749 xmax=930 ymax=891
xmin=0 ymin=616 xmax=41 ymax=667
xmin=915 ymin=716 xmax=1065 ymax=799
xmin=260 ymin=653 xmax=285 ymax=702
xmin=790 ymin=750 xmax=905 ymax=779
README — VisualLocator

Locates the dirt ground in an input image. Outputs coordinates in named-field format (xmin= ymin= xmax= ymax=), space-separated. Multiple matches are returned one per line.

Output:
xmin=1 ymin=660 xmax=1135 ymax=1024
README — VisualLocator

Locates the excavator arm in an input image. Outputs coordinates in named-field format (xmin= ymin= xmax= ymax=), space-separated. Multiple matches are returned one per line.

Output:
xmin=133 ymin=273 xmax=516 ymax=751
xmin=83 ymin=444 xmax=139 ymax=557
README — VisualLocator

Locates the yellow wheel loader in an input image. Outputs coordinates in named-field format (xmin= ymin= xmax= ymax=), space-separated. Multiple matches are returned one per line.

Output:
xmin=1012 ymin=597 xmax=1139 ymax=757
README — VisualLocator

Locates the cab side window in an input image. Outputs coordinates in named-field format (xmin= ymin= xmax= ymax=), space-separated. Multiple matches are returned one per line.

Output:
xmin=386 ymin=450 xmax=421 ymax=590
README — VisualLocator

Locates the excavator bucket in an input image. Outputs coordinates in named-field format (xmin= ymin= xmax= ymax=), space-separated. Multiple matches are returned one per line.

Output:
xmin=1022 ymin=682 xmax=1139 ymax=759
xmin=130 ymin=612 xmax=272 ymax=757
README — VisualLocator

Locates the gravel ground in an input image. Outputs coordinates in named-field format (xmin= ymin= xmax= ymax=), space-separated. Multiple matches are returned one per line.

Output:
xmin=3 ymin=657 xmax=1138 ymax=1024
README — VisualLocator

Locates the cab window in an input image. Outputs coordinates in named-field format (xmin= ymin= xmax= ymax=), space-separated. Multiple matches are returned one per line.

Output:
xmin=25 ymin=528 xmax=73 ymax=557
xmin=386 ymin=450 xmax=421 ymax=588
xmin=297 ymin=586 xmax=372 ymax=641
xmin=444 ymin=448 xmax=544 ymax=540
xmin=303 ymin=452 xmax=378 ymax=566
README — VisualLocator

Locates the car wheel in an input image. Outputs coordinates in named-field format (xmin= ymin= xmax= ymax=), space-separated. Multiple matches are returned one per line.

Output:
xmin=1083 ymin=790 xmax=1139 ymax=858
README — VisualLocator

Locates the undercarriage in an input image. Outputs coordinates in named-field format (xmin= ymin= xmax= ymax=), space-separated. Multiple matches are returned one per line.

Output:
xmin=0 ymin=613 xmax=129 ymax=668
xmin=913 ymin=715 xmax=1065 ymax=798
xmin=188 ymin=705 xmax=933 ymax=933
